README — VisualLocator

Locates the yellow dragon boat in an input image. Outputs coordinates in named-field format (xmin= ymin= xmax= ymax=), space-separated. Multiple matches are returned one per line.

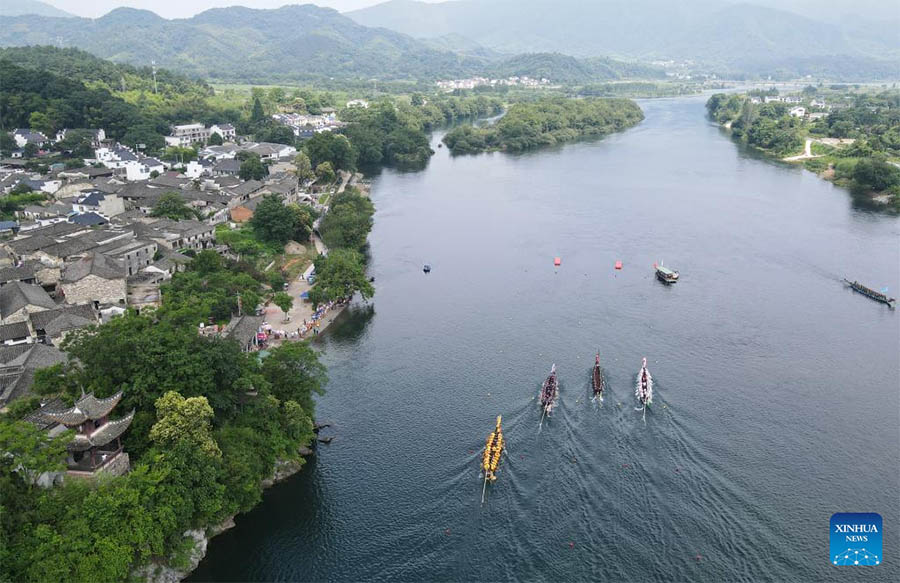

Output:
xmin=482 ymin=415 xmax=504 ymax=483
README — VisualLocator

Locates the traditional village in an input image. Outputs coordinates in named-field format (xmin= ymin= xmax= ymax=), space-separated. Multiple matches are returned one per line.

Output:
xmin=0 ymin=117 xmax=366 ymax=484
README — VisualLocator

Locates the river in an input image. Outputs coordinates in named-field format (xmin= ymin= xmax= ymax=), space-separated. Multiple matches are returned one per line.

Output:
xmin=190 ymin=95 xmax=899 ymax=582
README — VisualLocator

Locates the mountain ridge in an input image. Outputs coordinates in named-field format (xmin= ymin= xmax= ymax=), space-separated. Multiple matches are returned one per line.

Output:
xmin=348 ymin=0 xmax=900 ymax=75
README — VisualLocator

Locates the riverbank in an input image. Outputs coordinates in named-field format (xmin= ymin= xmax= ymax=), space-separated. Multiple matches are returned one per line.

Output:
xmin=706 ymin=90 xmax=900 ymax=210
xmin=133 ymin=449 xmax=314 ymax=583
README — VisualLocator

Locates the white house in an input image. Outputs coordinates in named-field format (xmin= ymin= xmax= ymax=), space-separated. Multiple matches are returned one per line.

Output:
xmin=54 ymin=129 xmax=106 ymax=148
xmin=165 ymin=123 xmax=210 ymax=147
xmin=11 ymin=129 xmax=49 ymax=148
xmin=209 ymin=124 xmax=237 ymax=142
xmin=789 ymin=106 xmax=807 ymax=118
xmin=73 ymin=190 xmax=126 ymax=217
xmin=123 ymin=157 xmax=165 ymax=182
xmin=346 ymin=99 xmax=369 ymax=109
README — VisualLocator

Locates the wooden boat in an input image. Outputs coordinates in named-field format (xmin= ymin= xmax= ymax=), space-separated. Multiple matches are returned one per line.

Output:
xmin=635 ymin=357 xmax=653 ymax=417
xmin=481 ymin=415 xmax=504 ymax=482
xmin=480 ymin=415 xmax=504 ymax=503
xmin=539 ymin=364 xmax=558 ymax=417
xmin=655 ymin=262 xmax=679 ymax=284
xmin=843 ymin=279 xmax=895 ymax=307
xmin=591 ymin=353 xmax=604 ymax=399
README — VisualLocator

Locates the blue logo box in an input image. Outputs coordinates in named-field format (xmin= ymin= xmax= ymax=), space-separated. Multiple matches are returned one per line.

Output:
xmin=831 ymin=513 xmax=882 ymax=566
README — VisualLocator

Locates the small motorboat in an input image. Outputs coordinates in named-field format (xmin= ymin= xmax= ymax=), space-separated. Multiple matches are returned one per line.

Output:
xmin=655 ymin=262 xmax=679 ymax=284
xmin=423 ymin=264 xmax=431 ymax=273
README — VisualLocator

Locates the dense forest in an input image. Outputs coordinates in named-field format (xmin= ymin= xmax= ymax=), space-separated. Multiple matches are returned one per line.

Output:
xmin=707 ymin=90 xmax=900 ymax=202
xmin=0 ymin=52 xmax=239 ymax=155
xmin=442 ymin=97 xmax=644 ymax=154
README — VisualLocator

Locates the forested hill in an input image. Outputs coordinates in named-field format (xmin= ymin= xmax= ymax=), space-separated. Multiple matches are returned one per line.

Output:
xmin=0 ymin=46 xmax=211 ymax=97
xmin=488 ymin=54 xmax=664 ymax=83
xmin=0 ymin=5 xmax=486 ymax=83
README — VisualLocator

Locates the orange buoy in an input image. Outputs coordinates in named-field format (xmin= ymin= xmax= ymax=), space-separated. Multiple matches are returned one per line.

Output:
xmin=554 ymin=257 xmax=561 ymax=266
xmin=615 ymin=260 xmax=623 ymax=270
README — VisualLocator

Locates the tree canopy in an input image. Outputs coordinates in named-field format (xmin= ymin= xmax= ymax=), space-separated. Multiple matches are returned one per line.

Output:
xmin=151 ymin=192 xmax=197 ymax=220
xmin=320 ymin=189 xmax=374 ymax=251
xmin=308 ymin=248 xmax=374 ymax=307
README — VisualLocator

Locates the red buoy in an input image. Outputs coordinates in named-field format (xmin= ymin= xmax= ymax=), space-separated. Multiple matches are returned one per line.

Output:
xmin=615 ymin=260 xmax=623 ymax=270
xmin=554 ymin=257 xmax=561 ymax=266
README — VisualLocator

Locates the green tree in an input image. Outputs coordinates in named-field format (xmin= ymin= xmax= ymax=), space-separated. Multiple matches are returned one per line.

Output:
xmin=251 ymin=96 xmax=266 ymax=123
xmin=320 ymin=189 xmax=374 ymax=251
xmin=853 ymin=158 xmax=900 ymax=191
xmin=28 ymin=111 xmax=53 ymax=135
xmin=150 ymin=391 xmax=221 ymax=458
xmin=315 ymin=161 xmax=336 ymax=184
xmin=250 ymin=194 xmax=295 ymax=244
xmin=293 ymin=152 xmax=314 ymax=182
xmin=0 ymin=418 xmax=70 ymax=486
xmin=308 ymin=248 xmax=374 ymax=306
xmin=239 ymin=155 xmax=267 ymax=181
xmin=207 ymin=132 xmax=224 ymax=146
xmin=259 ymin=342 xmax=327 ymax=413
xmin=303 ymin=132 xmax=355 ymax=170
xmin=151 ymin=192 xmax=196 ymax=220
xmin=273 ymin=291 xmax=293 ymax=322
xmin=23 ymin=143 xmax=39 ymax=158
xmin=121 ymin=123 xmax=165 ymax=152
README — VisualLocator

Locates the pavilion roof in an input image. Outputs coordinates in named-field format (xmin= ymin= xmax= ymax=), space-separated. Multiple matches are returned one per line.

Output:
xmin=68 ymin=410 xmax=134 ymax=451
xmin=41 ymin=391 xmax=124 ymax=426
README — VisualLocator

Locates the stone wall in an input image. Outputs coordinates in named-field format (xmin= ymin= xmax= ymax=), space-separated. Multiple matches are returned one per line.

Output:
xmin=61 ymin=275 xmax=126 ymax=306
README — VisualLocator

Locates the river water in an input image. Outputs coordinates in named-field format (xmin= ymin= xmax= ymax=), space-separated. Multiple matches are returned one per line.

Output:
xmin=191 ymin=96 xmax=899 ymax=582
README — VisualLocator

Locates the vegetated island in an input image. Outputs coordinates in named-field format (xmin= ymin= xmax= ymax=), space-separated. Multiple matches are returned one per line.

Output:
xmin=441 ymin=97 xmax=644 ymax=154
xmin=706 ymin=88 xmax=900 ymax=209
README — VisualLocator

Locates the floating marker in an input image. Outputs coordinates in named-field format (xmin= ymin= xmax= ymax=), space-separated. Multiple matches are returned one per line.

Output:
xmin=615 ymin=260 xmax=623 ymax=270
xmin=554 ymin=257 xmax=561 ymax=266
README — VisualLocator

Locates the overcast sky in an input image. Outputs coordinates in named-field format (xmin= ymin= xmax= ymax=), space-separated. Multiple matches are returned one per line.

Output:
xmin=42 ymin=1 xmax=439 ymax=19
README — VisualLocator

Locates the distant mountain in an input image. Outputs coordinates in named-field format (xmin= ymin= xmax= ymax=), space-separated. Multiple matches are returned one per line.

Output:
xmin=349 ymin=0 xmax=900 ymax=77
xmin=0 ymin=0 xmax=73 ymax=18
xmin=0 ymin=5 xmax=487 ymax=83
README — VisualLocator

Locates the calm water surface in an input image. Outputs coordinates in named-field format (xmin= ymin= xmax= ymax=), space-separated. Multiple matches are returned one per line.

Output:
xmin=191 ymin=96 xmax=899 ymax=582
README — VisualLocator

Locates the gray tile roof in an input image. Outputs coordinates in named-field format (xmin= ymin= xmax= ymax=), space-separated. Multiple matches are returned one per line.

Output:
xmin=214 ymin=159 xmax=241 ymax=173
xmin=40 ymin=237 xmax=99 ymax=260
xmin=224 ymin=180 xmax=263 ymax=198
xmin=77 ymin=190 xmax=107 ymax=206
xmin=0 ymin=281 xmax=57 ymax=319
xmin=69 ymin=212 xmax=108 ymax=226
xmin=7 ymin=234 xmax=58 ymax=254
xmin=68 ymin=410 xmax=135 ymax=451
xmin=29 ymin=304 xmax=97 ymax=335
xmin=0 ymin=344 xmax=66 ymax=406
xmin=0 ymin=264 xmax=35 ymax=284
xmin=0 ymin=321 xmax=30 ymax=342
xmin=61 ymin=253 xmax=124 ymax=283
xmin=42 ymin=391 xmax=124 ymax=427
xmin=223 ymin=314 xmax=264 ymax=346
